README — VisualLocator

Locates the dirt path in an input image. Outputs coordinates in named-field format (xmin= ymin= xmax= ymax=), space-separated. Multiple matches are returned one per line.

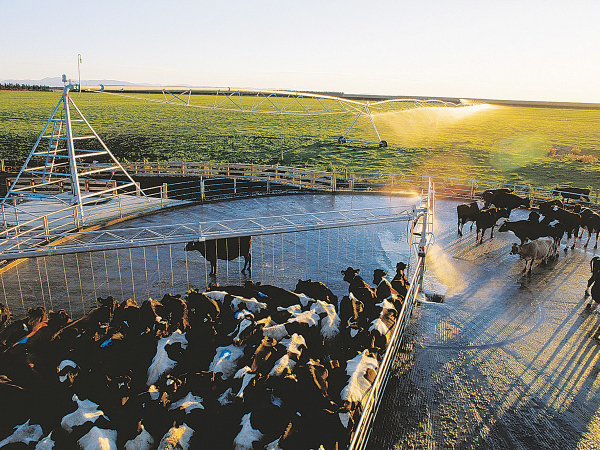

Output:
xmin=369 ymin=199 xmax=600 ymax=449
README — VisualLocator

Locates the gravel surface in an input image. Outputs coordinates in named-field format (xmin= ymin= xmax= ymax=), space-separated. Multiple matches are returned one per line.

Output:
xmin=369 ymin=199 xmax=600 ymax=450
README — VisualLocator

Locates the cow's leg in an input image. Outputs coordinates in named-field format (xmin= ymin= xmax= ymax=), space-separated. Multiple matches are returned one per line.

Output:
xmin=585 ymin=275 xmax=595 ymax=297
xmin=585 ymin=234 xmax=591 ymax=248
xmin=490 ymin=226 xmax=494 ymax=240
xmin=458 ymin=219 xmax=462 ymax=236
xmin=479 ymin=228 xmax=486 ymax=244
xmin=594 ymin=232 xmax=599 ymax=249
xmin=242 ymin=254 xmax=252 ymax=273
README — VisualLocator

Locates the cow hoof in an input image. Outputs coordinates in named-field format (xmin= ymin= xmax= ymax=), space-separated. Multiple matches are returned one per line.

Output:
xmin=586 ymin=303 xmax=592 ymax=310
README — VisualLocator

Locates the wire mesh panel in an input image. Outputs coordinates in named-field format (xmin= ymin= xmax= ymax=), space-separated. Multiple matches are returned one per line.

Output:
xmin=0 ymin=220 xmax=412 ymax=318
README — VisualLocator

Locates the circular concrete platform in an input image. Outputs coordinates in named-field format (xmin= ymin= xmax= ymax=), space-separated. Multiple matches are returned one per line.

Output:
xmin=369 ymin=199 xmax=600 ymax=449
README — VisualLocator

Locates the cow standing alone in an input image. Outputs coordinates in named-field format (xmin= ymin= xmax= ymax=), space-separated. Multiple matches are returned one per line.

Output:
xmin=185 ymin=236 xmax=252 ymax=276
xmin=510 ymin=237 xmax=554 ymax=273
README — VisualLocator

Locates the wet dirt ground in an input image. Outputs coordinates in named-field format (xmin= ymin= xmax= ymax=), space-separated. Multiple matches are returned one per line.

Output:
xmin=369 ymin=199 xmax=600 ymax=449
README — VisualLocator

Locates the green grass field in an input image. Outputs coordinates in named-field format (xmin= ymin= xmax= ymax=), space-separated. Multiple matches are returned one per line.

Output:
xmin=1 ymin=90 xmax=599 ymax=189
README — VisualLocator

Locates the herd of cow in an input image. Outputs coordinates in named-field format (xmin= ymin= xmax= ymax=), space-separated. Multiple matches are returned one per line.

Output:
xmin=0 ymin=261 xmax=410 ymax=449
xmin=457 ymin=186 xmax=600 ymax=337
xmin=457 ymin=187 xmax=599 ymax=273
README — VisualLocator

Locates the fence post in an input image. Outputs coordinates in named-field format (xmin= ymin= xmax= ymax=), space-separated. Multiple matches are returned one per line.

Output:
xmin=200 ymin=178 xmax=205 ymax=202
xmin=13 ymin=199 xmax=19 ymax=230
xmin=72 ymin=205 xmax=78 ymax=228
xmin=1 ymin=203 xmax=6 ymax=229
xmin=0 ymin=160 xmax=4 ymax=172
xmin=233 ymin=178 xmax=237 ymax=195
xmin=135 ymin=183 xmax=141 ymax=197
xmin=43 ymin=216 xmax=49 ymax=236
xmin=162 ymin=183 xmax=168 ymax=200
xmin=118 ymin=195 xmax=123 ymax=217
xmin=331 ymin=172 xmax=336 ymax=192
xmin=267 ymin=176 xmax=271 ymax=194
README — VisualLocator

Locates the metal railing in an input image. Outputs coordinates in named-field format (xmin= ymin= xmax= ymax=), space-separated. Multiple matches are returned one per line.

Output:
xmin=348 ymin=257 xmax=425 ymax=450
xmin=0 ymin=205 xmax=418 ymax=260
xmin=6 ymin=160 xmax=600 ymax=203
xmin=2 ymin=162 xmax=597 ymax=267
xmin=0 ymin=183 xmax=181 ymax=256
xmin=347 ymin=179 xmax=434 ymax=450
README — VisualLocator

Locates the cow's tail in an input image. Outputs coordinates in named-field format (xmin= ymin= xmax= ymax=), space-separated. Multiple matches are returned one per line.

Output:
xmin=591 ymin=256 xmax=600 ymax=273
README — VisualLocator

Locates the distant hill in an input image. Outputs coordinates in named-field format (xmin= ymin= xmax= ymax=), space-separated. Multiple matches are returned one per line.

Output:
xmin=0 ymin=77 xmax=145 ymax=87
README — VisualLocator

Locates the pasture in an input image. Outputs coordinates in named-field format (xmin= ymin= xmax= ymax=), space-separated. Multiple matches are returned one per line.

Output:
xmin=1 ymin=91 xmax=600 ymax=188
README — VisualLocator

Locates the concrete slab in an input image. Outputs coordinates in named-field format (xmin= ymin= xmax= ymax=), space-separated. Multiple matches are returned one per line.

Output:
xmin=369 ymin=199 xmax=600 ymax=449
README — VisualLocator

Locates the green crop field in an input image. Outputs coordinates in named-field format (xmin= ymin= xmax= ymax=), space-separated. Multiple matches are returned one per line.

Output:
xmin=1 ymin=90 xmax=599 ymax=189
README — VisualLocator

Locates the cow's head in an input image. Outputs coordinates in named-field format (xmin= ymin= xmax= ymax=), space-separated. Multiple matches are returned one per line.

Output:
xmin=341 ymin=267 xmax=359 ymax=283
xmin=498 ymin=221 xmax=510 ymax=232
xmin=510 ymin=243 xmax=520 ymax=255
xmin=57 ymin=359 xmax=79 ymax=387
xmin=49 ymin=309 xmax=70 ymax=328
xmin=230 ymin=310 xmax=259 ymax=346
xmin=98 ymin=295 xmax=119 ymax=313
xmin=497 ymin=208 xmax=511 ymax=220
xmin=372 ymin=269 xmax=387 ymax=286
xmin=184 ymin=241 xmax=199 ymax=251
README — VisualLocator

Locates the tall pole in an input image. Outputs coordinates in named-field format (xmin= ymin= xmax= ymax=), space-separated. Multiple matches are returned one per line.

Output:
xmin=77 ymin=54 xmax=82 ymax=93
xmin=63 ymin=83 xmax=84 ymax=224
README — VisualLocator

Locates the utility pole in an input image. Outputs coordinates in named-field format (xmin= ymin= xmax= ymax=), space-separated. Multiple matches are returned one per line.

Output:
xmin=77 ymin=54 xmax=82 ymax=93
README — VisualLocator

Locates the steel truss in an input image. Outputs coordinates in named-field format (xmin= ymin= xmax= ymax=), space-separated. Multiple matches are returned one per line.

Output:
xmin=2 ymin=76 xmax=146 ymax=220
xmin=87 ymin=85 xmax=469 ymax=147
xmin=0 ymin=205 xmax=424 ymax=260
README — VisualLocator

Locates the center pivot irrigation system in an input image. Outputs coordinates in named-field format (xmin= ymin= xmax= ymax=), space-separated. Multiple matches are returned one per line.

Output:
xmin=84 ymin=84 xmax=469 ymax=147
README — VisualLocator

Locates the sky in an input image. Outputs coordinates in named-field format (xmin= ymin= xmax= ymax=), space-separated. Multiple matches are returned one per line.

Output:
xmin=1 ymin=0 xmax=599 ymax=103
